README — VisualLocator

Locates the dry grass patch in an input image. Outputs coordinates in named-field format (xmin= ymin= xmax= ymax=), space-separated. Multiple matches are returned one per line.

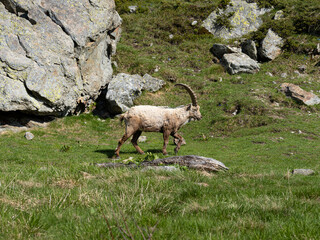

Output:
xmin=52 ymin=179 xmax=78 ymax=189
xmin=0 ymin=195 xmax=42 ymax=211
xmin=16 ymin=180 xmax=43 ymax=188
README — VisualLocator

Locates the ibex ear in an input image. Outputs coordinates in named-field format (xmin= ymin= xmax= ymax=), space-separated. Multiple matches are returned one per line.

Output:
xmin=186 ymin=104 xmax=191 ymax=110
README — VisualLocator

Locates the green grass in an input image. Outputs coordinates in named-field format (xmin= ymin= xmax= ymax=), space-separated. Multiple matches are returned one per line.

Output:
xmin=1 ymin=0 xmax=320 ymax=239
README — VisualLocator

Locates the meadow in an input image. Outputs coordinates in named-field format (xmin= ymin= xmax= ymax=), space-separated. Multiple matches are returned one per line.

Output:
xmin=1 ymin=0 xmax=320 ymax=239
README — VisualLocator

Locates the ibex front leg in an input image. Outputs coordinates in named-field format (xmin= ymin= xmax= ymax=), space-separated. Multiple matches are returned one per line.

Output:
xmin=171 ymin=132 xmax=183 ymax=154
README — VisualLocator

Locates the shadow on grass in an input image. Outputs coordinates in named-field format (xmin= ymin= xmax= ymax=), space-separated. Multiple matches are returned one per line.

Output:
xmin=95 ymin=148 xmax=164 ymax=158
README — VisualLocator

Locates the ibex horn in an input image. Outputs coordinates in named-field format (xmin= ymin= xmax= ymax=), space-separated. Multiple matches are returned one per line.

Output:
xmin=175 ymin=83 xmax=198 ymax=106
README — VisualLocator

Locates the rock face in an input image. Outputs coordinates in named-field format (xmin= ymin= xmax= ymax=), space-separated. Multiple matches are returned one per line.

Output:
xmin=259 ymin=29 xmax=284 ymax=61
xmin=0 ymin=0 xmax=121 ymax=116
xmin=220 ymin=52 xmax=260 ymax=74
xmin=202 ymin=0 xmax=271 ymax=39
xmin=241 ymin=40 xmax=257 ymax=60
xmin=210 ymin=44 xmax=240 ymax=59
xmin=106 ymin=73 xmax=165 ymax=114
xmin=280 ymin=83 xmax=320 ymax=105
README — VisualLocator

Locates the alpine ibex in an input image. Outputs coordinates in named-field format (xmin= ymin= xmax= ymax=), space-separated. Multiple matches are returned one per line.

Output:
xmin=114 ymin=84 xmax=202 ymax=158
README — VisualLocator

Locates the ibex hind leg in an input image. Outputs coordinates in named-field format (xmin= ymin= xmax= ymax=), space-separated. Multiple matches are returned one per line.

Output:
xmin=171 ymin=132 xmax=183 ymax=154
xmin=131 ymin=130 xmax=144 ymax=154
xmin=162 ymin=130 xmax=171 ymax=155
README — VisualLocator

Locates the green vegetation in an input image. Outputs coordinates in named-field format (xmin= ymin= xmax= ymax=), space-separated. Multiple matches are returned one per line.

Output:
xmin=1 ymin=0 xmax=320 ymax=239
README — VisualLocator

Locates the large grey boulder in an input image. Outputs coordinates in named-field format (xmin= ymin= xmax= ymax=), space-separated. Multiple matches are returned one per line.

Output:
xmin=106 ymin=73 xmax=165 ymax=114
xmin=0 ymin=0 xmax=121 ymax=116
xmin=220 ymin=52 xmax=260 ymax=74
xmin=259 ymin=29 xmax=284 ymax=61
xmin=142 ymin=74 xmax=166 ymax=92
xmin=106 ymin=73 xmax=144 ymax=114
xmin=202 ymin=0 xmax=271 ymax=39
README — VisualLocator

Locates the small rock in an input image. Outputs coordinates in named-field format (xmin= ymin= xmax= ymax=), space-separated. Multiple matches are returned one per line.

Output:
xmin=24 ymin=132 xmax=34 ymax=140
xmin=274 ymin=10 xmax=284 ymax=20
xmin=154 ymin=66 xmax=160 ymax=72
xmin=281 ymin=73 xmax=287 ymax=78
xmin=266 ymin=72 xmax=273 ymax=77
xmin=298 ymin=65 xmax=307 ymax=73
xmin=138 ymin=136 xmax=147 ymax=143
xmin=191 ymin=20 xmax=198 ymax=26
xmin=128 ymin=5 xmax=138 ymax=13
xmin=294 ymin=70 xmax=301 ymax=76
xmin=292 ymin=169 xmax=315 ymax=176
xmin=169 ymin=34 xmax=174 ymax=39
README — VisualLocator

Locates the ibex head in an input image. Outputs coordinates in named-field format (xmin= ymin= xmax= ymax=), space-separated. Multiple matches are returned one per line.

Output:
xmin=175 ymin=83 xmax=202 ymax=121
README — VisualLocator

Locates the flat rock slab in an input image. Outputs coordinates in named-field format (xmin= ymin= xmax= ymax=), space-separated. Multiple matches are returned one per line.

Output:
xmin=292 ymin=169 xmax=315 ymax=176
xmin=280 ymin=83 xmax=320 ymax=105
xmin=97 ymin=155 xmax=229 ymax=172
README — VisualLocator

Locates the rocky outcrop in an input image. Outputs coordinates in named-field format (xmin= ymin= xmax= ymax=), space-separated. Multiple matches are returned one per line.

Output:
xmin=106 ymin=73 xmax=165 ymax=115
xmin=220 ymin=52 xmax=260 ymax=74
xmin=202 ymin=0 xmax=271 ymax=39
xmin=280 ymin=83 xmax=320 ymax=105
xmin=0 ymin=0 xmax=121 ymax=116
xmin=259 ymin=29 xmax=284 ymax=61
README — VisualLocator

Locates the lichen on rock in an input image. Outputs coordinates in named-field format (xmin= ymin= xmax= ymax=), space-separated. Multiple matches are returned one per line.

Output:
xmin=202 ymin=0 xmax=272 ymax=39
xmin=0 ymin=0 xmax=122 ymax=116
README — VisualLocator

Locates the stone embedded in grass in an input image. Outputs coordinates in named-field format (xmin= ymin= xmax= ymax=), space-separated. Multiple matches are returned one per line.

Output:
xmin=128 ymin=6 xmax=138 ymax=13
xmin=274 ymin=10 xmax=285 ymax=20
xmin=280 ymin=83 xmax=320 ymax=106
xmin=138 ymin=136 xmax=147 ymax=143
xmin=24 ymin=132 xmax=34 ymax=140
xmin=97 ymin=155 xmax=229 ymax=172
xmin=292 ymin=169 xmax=315 ymax=176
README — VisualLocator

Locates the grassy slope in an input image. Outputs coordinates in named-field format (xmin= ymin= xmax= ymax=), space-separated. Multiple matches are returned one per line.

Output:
xmin=1 ymin=0 xmax=320 ymax=239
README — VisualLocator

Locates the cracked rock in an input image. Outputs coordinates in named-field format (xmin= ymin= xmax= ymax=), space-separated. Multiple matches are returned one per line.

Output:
xmin=0 ymin=0 xmax=122 ymax=116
